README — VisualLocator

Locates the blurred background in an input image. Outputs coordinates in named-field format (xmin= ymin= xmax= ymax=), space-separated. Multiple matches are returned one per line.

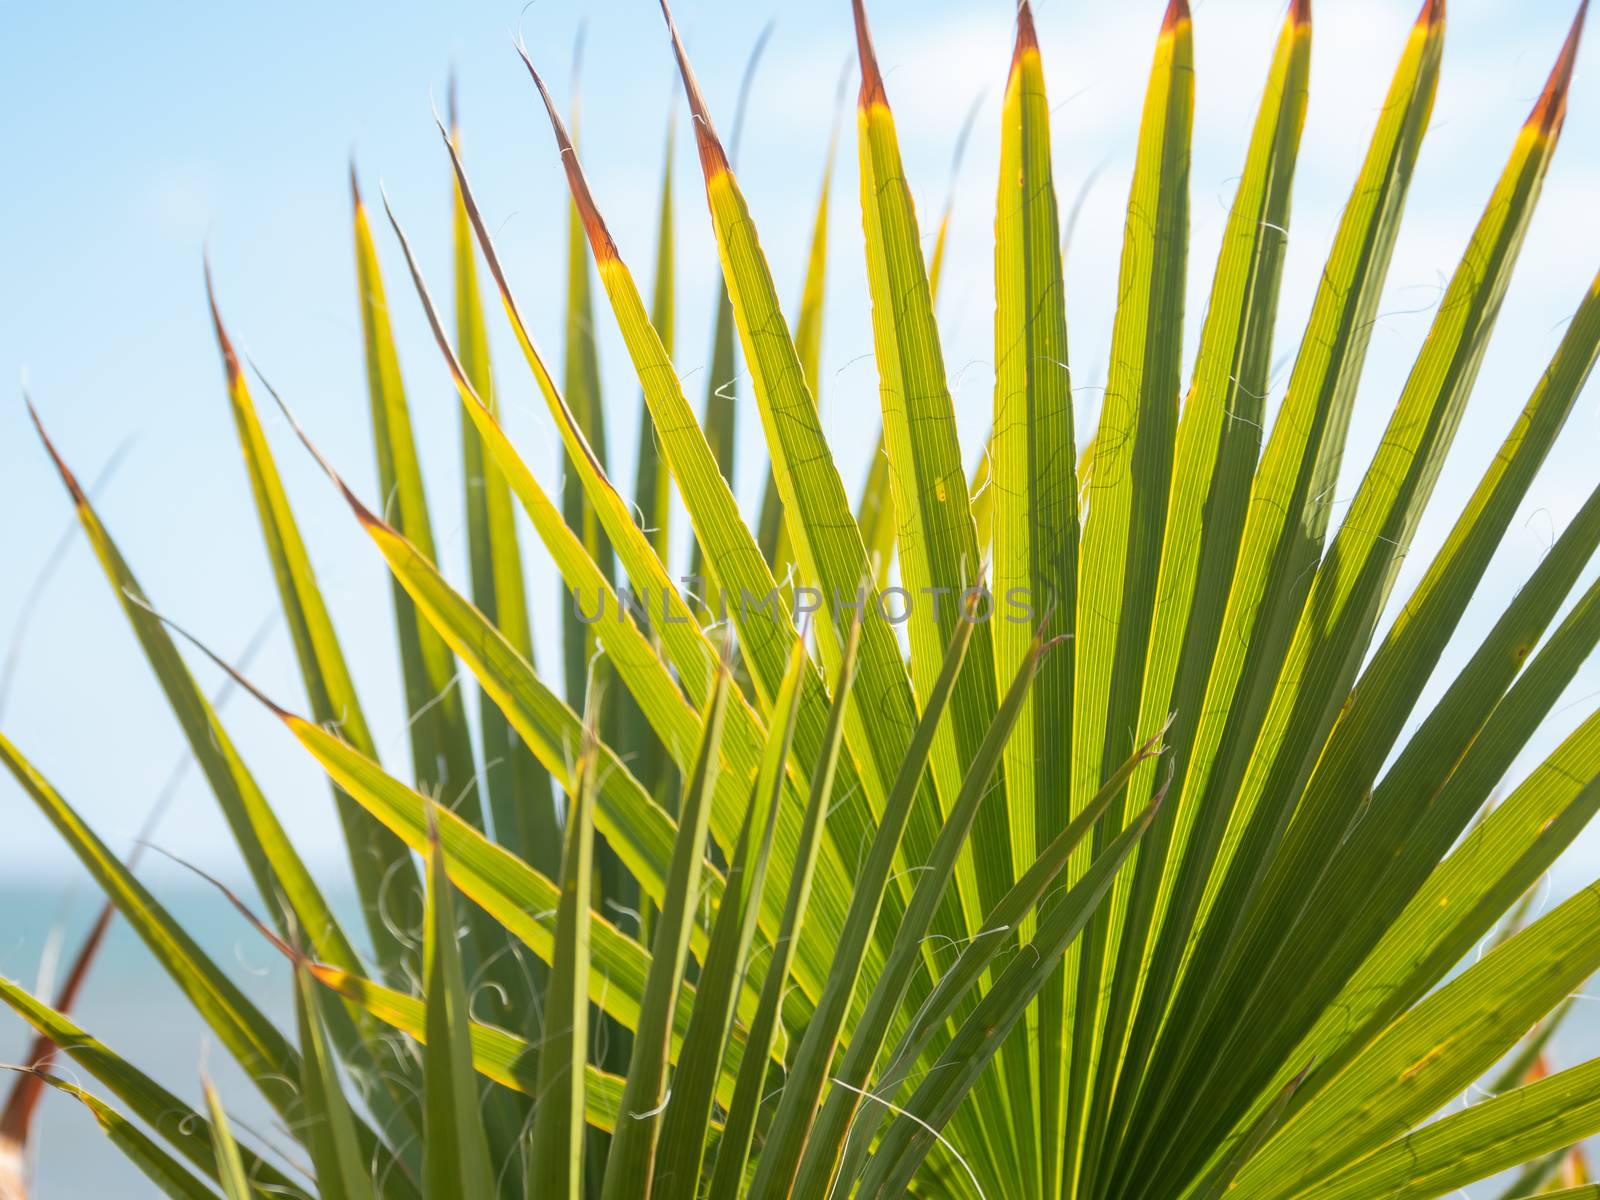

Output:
xmin=1 ymin=0 xmax=1597 ymax=1193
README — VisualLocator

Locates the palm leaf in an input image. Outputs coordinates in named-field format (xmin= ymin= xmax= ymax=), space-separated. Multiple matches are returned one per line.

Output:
xmin=27 ymin=1075 xmax=218 ymax=1200
xmin=302 ymin=961 xmax=627 ymax=1131
xmin=1107 ymin=6 xmax=1446 ymax=1187
xmin=1065 ymin=3 xmax=1192 ymax=1185
xmin=205 ymin=267 xmax=422 ymax=983
xmin=653 ymin=637 xmax=807 ymax=1196
xmin=294 ymin=964 xmax=376 ymax=1200
xmin=600 ymin=666 xmax=731 ymax=1198
xmin=201 ymin=1079 xmax=254 ymax=1200
xmin=1129 ymin=17 xmax=1585 ymax=1191
xmin=349 ymin=170 xmax=478 ymax=819
xmin=421 ymin=813 xmax=497 ymax=1199
xmin=448 ymin=87 xmax=559 ymax=881
xmin=1088 ymin=3 xmax=1308 ymax=1179
xmin=365 ymin=186 xmax=861 ymax=1011
xmin=751 ymin=606 xmax=978 ymax=1196
xmin=528 ymin=706 xmax=599 ymax=1200
xmin=703 ymin=614 xmax=862 ymax=1200
xmin=0 ymin=977 xmax=308 ymax=1199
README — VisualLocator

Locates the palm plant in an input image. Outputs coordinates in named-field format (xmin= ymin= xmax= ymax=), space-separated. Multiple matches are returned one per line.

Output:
xmin=5 ymin=0 xmax=1600 ymax=1196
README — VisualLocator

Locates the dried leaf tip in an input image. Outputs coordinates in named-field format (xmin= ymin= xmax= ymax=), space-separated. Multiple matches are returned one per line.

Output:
xmin=1013 ymin=0 xmax=1040 ymax=66
xmin=159 ymin=846 xmax=300 ymax=962
xmin=348 ymin=156 xmax=364 ymax=210
xmin=514 ymin=41 xmax=620 ymax=262
xmin=1416 ymin=0 xmax=1444 ymax=29
xmin=202 ymin=258 xmax=242 ymax=385
xmin=1162 ymin=0 xmax=1191 ymax=33
xmin=852 ymin=0 xmax=889 ymax=109
xmin=150 ymin=604 xmax=295 ymax=723
xmin=1527 ymin=0 xmax=1587 ymax=135
xmin=254 ymin=362 xmax=384 ymax=534
xmin=24 ymin=397 xmax=87 ymax=508
xmin=1290 ymin=0 xmax=1311 ymax=28
xmin=658 ymin=0 xmax=732 ymax=178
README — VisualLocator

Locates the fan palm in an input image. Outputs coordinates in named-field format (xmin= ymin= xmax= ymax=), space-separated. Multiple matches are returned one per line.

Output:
xmin=4 ymin=0 xmax=1600 ymax=1197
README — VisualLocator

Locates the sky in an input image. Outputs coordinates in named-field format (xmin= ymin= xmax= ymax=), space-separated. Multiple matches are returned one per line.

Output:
xmin=1 ymin=0 xmax=1597 ymax=905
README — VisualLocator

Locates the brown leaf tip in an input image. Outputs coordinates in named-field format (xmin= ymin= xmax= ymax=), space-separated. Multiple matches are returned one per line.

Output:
xmin=1013 ymin=1 xmax=1040 ymax=66
xmin=348 ymin=157 xmax=363 ymax=210
xmin=202 ymin=259 xmax=242 ymax=385
xmin=25 ymin=398 xmax=87 ymax=508
xmin=161 ymin=846 xmax=299 ymax=962
xmin=254 ymin=361 xmax=385 ymax=535
xmin=658 ymin=0 xmax=732 ymax=178
xmin=1527 ymin=0 xmax=1587 ymax=135
xmin=1290 ymin=0 xmax=1311 ymax=28
xmin=1162 ymin=0 xmax=1191 ymax=33
xmin=517 ymin=41 xmax=624 ymax=262
xmin=1417 ymin=0 xmax=1444 ymax=29
xmin=853 ymin=0 xmax=889 ymax=109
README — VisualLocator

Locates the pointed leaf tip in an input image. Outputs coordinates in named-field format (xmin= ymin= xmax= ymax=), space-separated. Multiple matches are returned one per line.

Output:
xmin=149 ymin=605 xmax=297 ymax=724
xmin=348 ymin=157 xmax=362 ymax=209
xmin=202 ymin=261 xmax=242 ymax=385
xmin=658 ymin=0 xmax=732 ymax=178
xmin=25 ymin=400 xmax=87 ymax=508
xmin=1162 ymin=0 xmax=1191 ymax=32
xmin=1013 ymin=0 xmax=1040 ymax=64
xmin=165 ymin=848 xmax=301 ymax=963
xmin=1527 ymin=0 xmax=1587 ymax=134
xmin=852 ymin=0 xmax=888 ymax=108
xmin=252 ymin=365 xmax=384 ymax=534
xmin=1290 ymin=0 xmax=1311 ymax=26
xmin=515 ymin=42 xmax=620 ymax=262
xmin=1417 ymin=0 xmax=1444 ymax=27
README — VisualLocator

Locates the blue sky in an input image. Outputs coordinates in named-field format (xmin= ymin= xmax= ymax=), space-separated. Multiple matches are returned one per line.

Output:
xmin=1 ymin=0 xmax=1598 ymax=904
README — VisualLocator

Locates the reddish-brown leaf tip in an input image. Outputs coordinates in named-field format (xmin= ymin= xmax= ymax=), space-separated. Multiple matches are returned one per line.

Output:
xmin=432 ymin=116 xmax=525 ymax=341
xmin=348 ymin=156 xmax=363 ymax=210
xmin=24 ymin=398 xmax=87 ymax=509
xmin=1014 ymin=0 xmax=1040 ymax=67
xmin=165 ymin=843 xmax=303 ymax=960
xmin=1290 ymin=0 xmax=1311 ymax=28
xmin=143 ymin=603 xmax=297 ymax=723
xmin=380 ymin=170 xmax=580 ymax=479
xmin=658 ymin=0 xmax=732 ymax=179
xmin=1162 ymin=0 xmax=1191 ymax=33
xmin=1527 ymin=0 xmax=1587 ymax=134
xmin=514 ymin=40 xmax=620 ymax=263
xmin=1417 ymin=0 xmax=1444 ymax=28
xmin=852 ymin=0 xmax=889 ymax=109
xmin=252 ymin=360 xmax=384 ymax=536
xmin=202 ymin=258 xmax=242 ymax=385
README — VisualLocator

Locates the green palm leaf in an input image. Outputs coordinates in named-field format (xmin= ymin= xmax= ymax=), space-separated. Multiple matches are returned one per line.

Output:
xmin=600 ymin=666 xmax=731 ymax=1199
xmin=350 ymin=171 xmax=478 ymax=819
